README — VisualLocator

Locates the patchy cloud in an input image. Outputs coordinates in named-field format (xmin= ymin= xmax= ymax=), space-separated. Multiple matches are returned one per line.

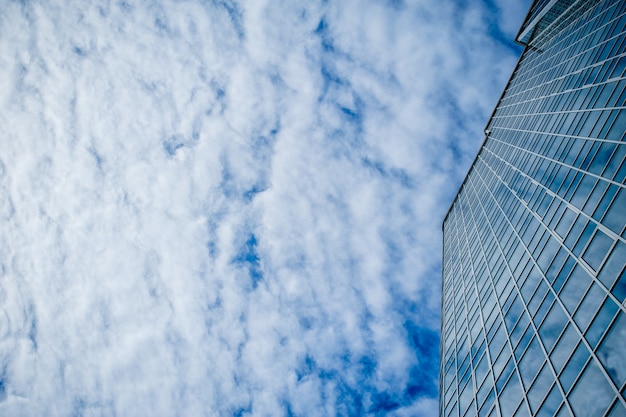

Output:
xmin=0 ymin=0 xmax=528 ymax=415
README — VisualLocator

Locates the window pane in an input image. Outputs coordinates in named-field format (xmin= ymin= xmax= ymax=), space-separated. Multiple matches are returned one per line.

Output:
xmin=603 ymin=188 xmax=626 ymax=235
xmin=585 ymin=297 xmax=619 ymax=349
xmin=518 ymin=337 xmax=544 ymax=389
xmin=555 ymin=404 xmax=572 ymax=417
xmin=459 ymin=378 xmax=474 ymax=415
xmin=573 ymin=283 xmax=605 ymax=332
xmin=515 ymin=324 xmax=534 ymax=361
xmin=496 ymin=357 xmax=515 ymax=393
xmin=513 ymin=403 xmax=530 ymax=417
xmin=597 ymin=312 xmax=626 ymax=388
xmin=597 ymin=241 xmax=626 ymax=290
xmin=539 ymin=302 xmax=568 ymax=352
xmin=607 ymin=401 xmax=626 ymax=417
xmin=551 ymin=324 xmax=579 ymax=374
xmin=445 ymin=399 xmax=459 ymax=417
xmin=564 ymin=215 xmax=588 ymax=250
xmin=493 ymin=347 xmax=511 ymax=380
xmin=582 ymin=230 xmax=614 ymax=272
xmin=499 ymin=375 xmax=523 ymax=417
xmin=554 ymin=258 xmax=576 ymax=293
xmin=568 ymin=360 xmax=614 ymax=417
xmin=535 ymin=384 xmax=563 ymax=417
xmin=475 ymin=353 xmax=490 ymax=387
xmin=477 ymin=377 xmax=493 ymax=410
xmin=527 ymin=364 xmax=554 ymax=414
xmin=559 ymin=264 xmax=592 ymax=314
xmin=559 ymin=342 xmax=589 ymax=393
xmin=572 ymin=222 xmax=595 ymax=256
xmin=510 ymin=313 xmax=530 ymax=349
xmin=479 ymin=387 xmax=495 ymax=417
xmin=534 ymin=291 xmax=555 ymax=326
xmin=556 ymin=208 xmax=577 ymax=238
xmin=611 ymin=267 xmax=626 ymax=303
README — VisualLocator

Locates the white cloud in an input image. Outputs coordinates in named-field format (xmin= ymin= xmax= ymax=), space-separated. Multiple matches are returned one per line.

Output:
xmin=0 ymin=0 xmax=527 ymax=415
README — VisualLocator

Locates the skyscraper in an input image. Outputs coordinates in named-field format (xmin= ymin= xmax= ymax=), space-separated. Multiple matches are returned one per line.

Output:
xmin=439 ymin=1 xmax=626 ymax=416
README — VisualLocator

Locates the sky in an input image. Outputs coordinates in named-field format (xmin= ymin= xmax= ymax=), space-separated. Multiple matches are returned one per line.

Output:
xmin=0 ymin=0 xmax=530 ymax=416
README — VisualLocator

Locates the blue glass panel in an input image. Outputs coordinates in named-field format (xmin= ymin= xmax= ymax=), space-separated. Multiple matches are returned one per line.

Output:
xmin=527 ymin=364 xmax=555 ymax=413
xmin=556 ymin=208 xmax=577 ymax=238
xmin=499 ymin=375 xmax=523 ymax=417
xmin=477 ymin=376 xmax=493 ymax=410
xmin=597 ymin=240 xmax=626 ymax=290
xmin=597 ymin=312 xmax=626 ymax=388
xmin=572 ymin=222 xmax=596 ymax=257
xmin=607 ymin=401 xmax=626 ymax=417
xmin=478 ymin=387 xmax=495 ymax=417
xmin=445 ymin=399 xmax=459 ymax=417
xmin=539 ymin=302 xmax=568 ymax=352
xmin=569 ymin=360 xmax=615 ymax=417
xmin=475 ymin=353 xmax=490 ymax=387
xmin=513 ymin=402 xmax=530 ymax=417
xmin=555 ymin=404 xmax=572 ymax=417
xmin=585 ymin=296 xmax=619 ymax=349
xmin=545 ymin=248 xmax=568 ymax=282
xmin=603 ymin=188 xmax=626 ymax=235
xmin=573 ymin=283 xmax=605 ymax=332
xmin=582 ymin=229 xmax=614 ymax=271
xmin=559 ymin=342 xmax=590 ymax=393
xmin=496 ymin=357 xmax=515 ymax=394
xmin=559 ymin=264 xmax=592 ymax=314
xmin=554 ymin=257 xmax=576 ymax=292
xmin=589 ymin=142 xmax=617 ymax=175
xmin=459 ymin=378 xmax=474 ymax=416
xmin=510 ymin=313 xmax=530 ymax=349
xmin=519 ymin=337 xmax=545 ymax=389
xmin=492 ymin=347 xmax=511 ymax=381
xmin=535 ymin=384 xmax=563 ymax=417
xmin=583 ymin=180 xmax=608 ymax=215
xmin=593 ymin=184 xmax=618 ymax=222
xmin=611 ymin=267 xmax=626 ymax=303
xmin=505 ymin=296 xmax=524 ymax=332
xmin=534 ymin=291 xmax=555 ymax=326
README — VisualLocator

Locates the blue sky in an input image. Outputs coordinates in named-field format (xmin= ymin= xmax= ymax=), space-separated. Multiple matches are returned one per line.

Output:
xmin=0 ymin=0 xmax=529 ymax=415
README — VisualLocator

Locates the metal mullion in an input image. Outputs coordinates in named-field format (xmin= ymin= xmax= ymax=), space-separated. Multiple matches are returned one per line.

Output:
xmin=475 ymin=152 xmax=626 ymax=411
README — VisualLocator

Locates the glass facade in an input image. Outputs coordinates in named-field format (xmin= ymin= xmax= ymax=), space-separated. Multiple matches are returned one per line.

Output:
xmin=440 ymin=1 xmax=626 ymax=416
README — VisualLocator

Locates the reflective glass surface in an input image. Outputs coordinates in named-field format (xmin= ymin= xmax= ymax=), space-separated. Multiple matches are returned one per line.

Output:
xmin=441 ymin=1 xmax=626 ymax=415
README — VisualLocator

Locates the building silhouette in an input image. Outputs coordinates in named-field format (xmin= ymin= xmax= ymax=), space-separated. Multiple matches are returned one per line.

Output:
xmin=440 ymin=1 xmax=626 ymax=416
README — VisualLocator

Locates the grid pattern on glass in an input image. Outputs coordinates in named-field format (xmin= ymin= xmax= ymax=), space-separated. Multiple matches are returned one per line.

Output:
xmin=440 ymin=0 xmax=626 ymax=416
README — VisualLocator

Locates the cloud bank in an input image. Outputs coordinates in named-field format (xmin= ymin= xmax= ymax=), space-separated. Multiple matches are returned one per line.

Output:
xmin=0 ymin=0 xmax=528 ymax=415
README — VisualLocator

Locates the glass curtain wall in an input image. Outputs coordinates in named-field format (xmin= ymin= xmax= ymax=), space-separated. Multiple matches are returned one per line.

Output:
xmin=440 ymin=1 xmax=626 ymax=416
